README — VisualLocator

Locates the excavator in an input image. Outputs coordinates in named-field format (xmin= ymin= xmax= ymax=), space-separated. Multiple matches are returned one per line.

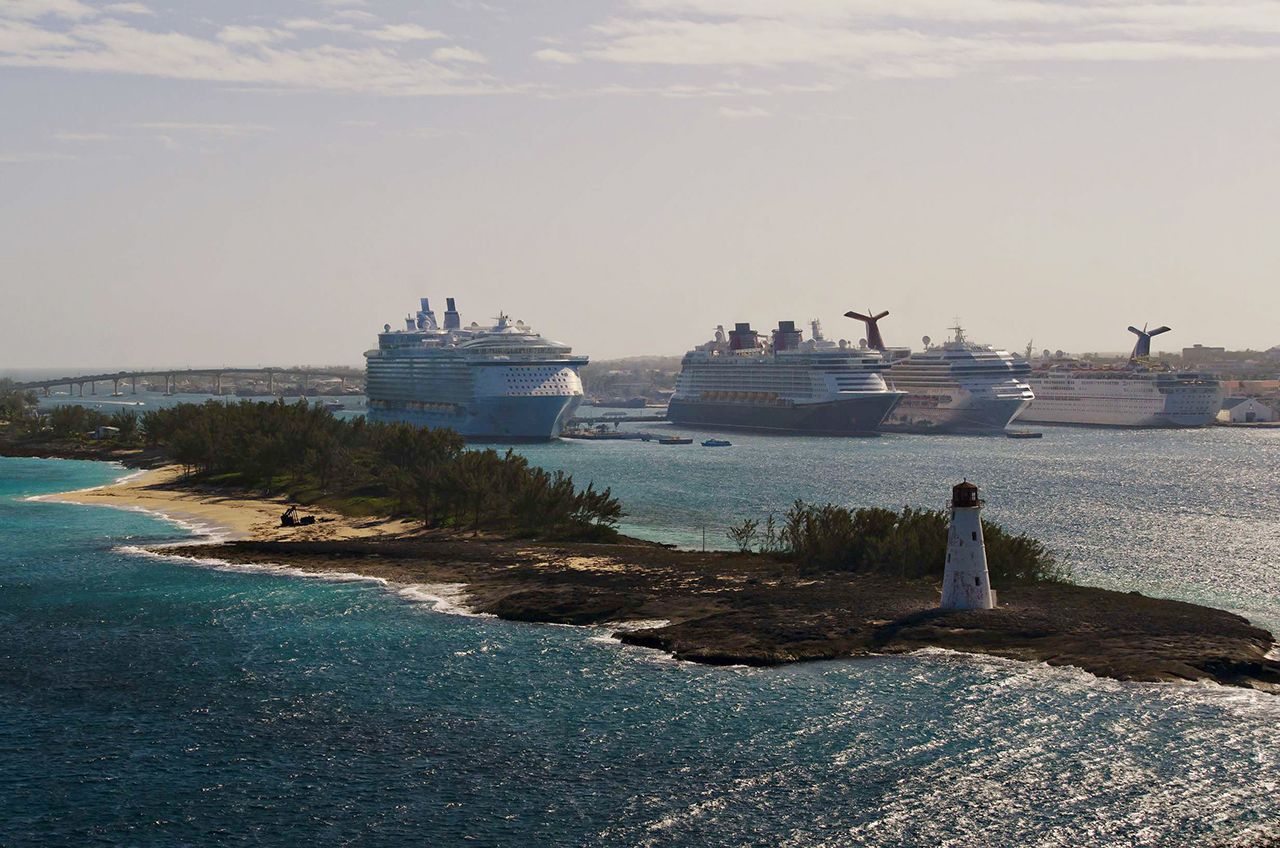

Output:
xmin=280 ymin=505 xmax=315 ymax=527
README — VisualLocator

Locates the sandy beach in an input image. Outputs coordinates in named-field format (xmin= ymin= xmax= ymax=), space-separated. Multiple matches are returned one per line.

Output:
xmin=48 ymin=464 xmax=420 ymax=542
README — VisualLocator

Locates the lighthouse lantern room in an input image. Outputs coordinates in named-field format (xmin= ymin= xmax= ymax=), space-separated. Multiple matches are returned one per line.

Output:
xmin=941 ymin=481 xmax=996 ymax=611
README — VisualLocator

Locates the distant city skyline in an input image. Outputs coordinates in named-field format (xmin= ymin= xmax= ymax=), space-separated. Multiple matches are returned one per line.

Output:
xmin=3 ymin=0 xmax=1278 ymax=367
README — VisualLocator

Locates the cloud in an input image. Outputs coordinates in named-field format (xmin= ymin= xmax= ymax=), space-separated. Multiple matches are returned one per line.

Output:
xmin=367 ymin=23 xmax=446 ymax=42
xmin=717 ymin=104 xmax=769 ymax=117
xmin=0 ymin=150 xmax=76 ymax=162
xmin=282 ymin=18 xmax=352 ymax=33
xmin=533 ymin=47 xmax=579 ymax=64
xmin=216 ymin=25 xmax=290 ymax=46
xmin=431 ymin=45 xmax=486 ymax=63
xmin=568 ymin=0 xmax=1280 ymax=82
xmin=0 ymin=15 xmax=500 ymax=95
xmin=0 ymin=0 xmax=95 ymax=20
xmin=53 ymin=131 xmax=112 ymax=140
xmin=134 ymin=122 xmax=275 ymax=136
xmin=102 ymin=3 xmax=151 ymax=14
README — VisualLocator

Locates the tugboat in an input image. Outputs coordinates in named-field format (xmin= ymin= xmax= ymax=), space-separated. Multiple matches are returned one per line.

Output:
xmin=701 ymin=438 xmax=732 ymax=447
xmin=659 ymin=435 xmax=693 ymax=445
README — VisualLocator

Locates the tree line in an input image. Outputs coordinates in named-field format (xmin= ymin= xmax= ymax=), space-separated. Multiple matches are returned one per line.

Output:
xmin=728 ymin=499 xmax=1069 ymax=584
xmin=133 ymin=400 xmax=622 ymax=540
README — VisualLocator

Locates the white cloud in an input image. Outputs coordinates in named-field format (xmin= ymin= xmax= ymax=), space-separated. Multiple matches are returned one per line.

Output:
xmin=134 ymin=122 xmax=275 ymax=136
xmin=556 ymin=0 xmax=1280 ymax=84
xmin=0 ymin=150 xmax=76 ymax=162
xmin=0 ymin=18 xmax=78 ymax=51
xmin=103 ymin=3 xmax=151 ymax=15
xmin=717 ymin=104 xmax=769 ymax=117
xmin=217 ymin=25 xmax=290 ymax=46
xmin=0 ymin=0 xmax=95 ymax=20
xmin=367 ymin=23 xmax=446 ymax=42
xmin=282 ymin=18 xmax=352 ymax=33
xmin=533 ymin=47 xmax=579 ymax=64
xmin=431 ymin=45 xmax=486 ymax=63
xmin=582 ymin=13 xmax=1280 ymax=74
xmin=53 ymin=131 xmax=112 ymax=140
xmin=0 ymin=16 xmax=499 ymax=95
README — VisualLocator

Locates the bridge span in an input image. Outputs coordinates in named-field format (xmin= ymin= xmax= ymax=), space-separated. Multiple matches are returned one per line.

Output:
xmin=13 ymin=368 xmax=363 ymax=398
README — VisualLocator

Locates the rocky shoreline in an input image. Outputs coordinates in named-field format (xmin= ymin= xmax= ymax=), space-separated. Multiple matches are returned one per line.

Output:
xmin=172 ymin=537 xmax=1280 ymax=692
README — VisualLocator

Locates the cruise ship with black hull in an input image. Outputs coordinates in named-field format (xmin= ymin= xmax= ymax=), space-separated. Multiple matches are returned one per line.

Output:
xmin=667 ymin=320 xmax=904 ymax=435
xmin=846 ymin=311 xmax=1034 ymax=434
xmin=364 ymin=297 xmax=587 ymax=441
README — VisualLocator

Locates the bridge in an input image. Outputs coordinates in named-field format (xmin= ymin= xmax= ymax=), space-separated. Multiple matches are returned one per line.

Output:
xmin=13 ymin=368 xmax=364 ymax=398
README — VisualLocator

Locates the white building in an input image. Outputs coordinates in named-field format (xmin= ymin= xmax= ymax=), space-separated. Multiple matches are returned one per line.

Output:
xmin=1218 ymin=397 xmax=1276 ymax=423
xmin=91 ymin=425 xmax=120 ymax=440
xmin=941 ymin=481 xmax=995 ymax=611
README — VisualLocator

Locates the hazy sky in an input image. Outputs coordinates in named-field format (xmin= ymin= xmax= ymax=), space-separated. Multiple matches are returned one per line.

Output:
xmin=2 ymin=0 xmax=1278 ymax=368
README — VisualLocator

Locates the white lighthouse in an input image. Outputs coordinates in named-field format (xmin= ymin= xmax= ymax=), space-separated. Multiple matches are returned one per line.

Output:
xmin=941 ymin=481 xmax=995 ymax=610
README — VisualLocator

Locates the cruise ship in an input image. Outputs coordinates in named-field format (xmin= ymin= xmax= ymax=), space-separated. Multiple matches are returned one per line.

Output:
xmin=666 ymin=319 xmax=904 ymax=435
xmin=846 ymin=311 xmax=1034 ymax=434
xmin=1015 ymin=325 xmax=1223 ymax=428
xmin=364 ymin=297 xmax=587 ymax=441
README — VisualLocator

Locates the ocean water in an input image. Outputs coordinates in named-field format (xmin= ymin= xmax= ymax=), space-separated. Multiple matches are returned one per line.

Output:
xmin=3 ymin=456 xmax=1280 ymax=846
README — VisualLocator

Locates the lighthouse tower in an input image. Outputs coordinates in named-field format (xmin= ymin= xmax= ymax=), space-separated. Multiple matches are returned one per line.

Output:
xmin=941 ymin=481 xmax=995 ymax=610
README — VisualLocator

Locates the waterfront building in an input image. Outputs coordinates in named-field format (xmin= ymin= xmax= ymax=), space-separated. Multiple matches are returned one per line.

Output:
xmin=941 ymin=481 xmax=995 ymax=611
xmin=1218 ymin=397 xmax=1276 ymax=424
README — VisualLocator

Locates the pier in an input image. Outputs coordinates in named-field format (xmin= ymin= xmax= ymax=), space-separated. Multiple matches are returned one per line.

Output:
xmin=12 ymin=367 xmax=364 ymax=398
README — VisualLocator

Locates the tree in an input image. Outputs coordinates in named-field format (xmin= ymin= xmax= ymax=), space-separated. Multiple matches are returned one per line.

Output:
xmin=110 ymin=409 xmax=138 ymax=440
xmin=727 ymin=517 xmax=759 ymax=553
xmin=0 ymin=379 xmax=38 ymax=422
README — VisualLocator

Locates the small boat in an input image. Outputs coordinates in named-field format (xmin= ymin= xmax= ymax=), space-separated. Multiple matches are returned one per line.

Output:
xmin=1006 ymin=429 xmax=1043 ymax=439
xmin=659 ymin=436 xmax=693 ymax=445
xmin=324 ymin=400 xmax=346 ymax=411
xmin=702 ymin=439 xmax=732 ymax=447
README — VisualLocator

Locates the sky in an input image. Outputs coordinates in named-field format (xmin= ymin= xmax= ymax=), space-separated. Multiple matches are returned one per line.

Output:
xmin=2 ymin=0 xmax=1278 ymax=368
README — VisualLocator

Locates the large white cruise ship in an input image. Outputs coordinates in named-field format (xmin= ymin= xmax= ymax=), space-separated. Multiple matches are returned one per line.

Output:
xmin=846 ymin=312 xmax=1034 ymax=434
xmin=364 ymin=297 xmax=587 ymax=441
xmin=666 ymin=319 xmax=904 ymax=435
xmin=1015 ymin=325 xmax=1223 ymax=428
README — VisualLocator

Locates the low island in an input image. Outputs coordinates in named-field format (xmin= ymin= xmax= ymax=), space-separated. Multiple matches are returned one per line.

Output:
xmin=4 ymin=394 xmax=1279 ymax=692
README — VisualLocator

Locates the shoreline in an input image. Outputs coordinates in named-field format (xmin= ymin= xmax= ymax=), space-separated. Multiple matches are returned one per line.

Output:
xmin=43 ymin=463 xmax=423 ymax=543
xmin=17 ymin=456 xmax=1280 ymax=692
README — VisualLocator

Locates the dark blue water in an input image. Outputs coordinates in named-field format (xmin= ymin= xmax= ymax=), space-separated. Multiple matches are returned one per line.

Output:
xmin=3 ymin=457 xmax=1280 ymax=846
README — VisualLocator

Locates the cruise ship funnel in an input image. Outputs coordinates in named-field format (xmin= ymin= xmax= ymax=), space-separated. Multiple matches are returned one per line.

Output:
xmin=444 ymin=298 xmax=461 ymax=331
xmin=845 ymin=310 xmax=889 ymax=351
xmin=1128 ymin=323 xmax=1171 ymax=360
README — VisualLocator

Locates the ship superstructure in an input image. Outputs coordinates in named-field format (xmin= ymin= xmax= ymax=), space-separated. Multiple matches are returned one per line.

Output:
xmin=846 ymin=311 xmax=1034 ymax=434
xmin=666 ymin=319 xmax=904 ymax=435
xmin=1015 ymin=324 xmax=1223 ymax=428
xmin=364 ymin=297 xmax=587 ymax=441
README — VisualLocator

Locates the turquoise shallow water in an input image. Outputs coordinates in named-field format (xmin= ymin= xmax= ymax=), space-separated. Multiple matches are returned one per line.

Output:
xmin=3 ymin=429 xmax=1280 ymax=846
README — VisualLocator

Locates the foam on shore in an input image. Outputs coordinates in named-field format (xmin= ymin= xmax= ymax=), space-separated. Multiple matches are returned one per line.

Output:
xmin=115 ymin=544 xmax=494 ymax=619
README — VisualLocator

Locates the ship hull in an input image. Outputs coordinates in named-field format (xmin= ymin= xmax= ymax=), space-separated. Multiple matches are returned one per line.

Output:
xmin=881 ymin=395 xmax=1031 ymax=434
xmin=666 ymin=393 xmax=903 ymax=435
xmin=367 ymin=394 xmax=583 ymax=441
xmin=1016 ymin=383 xmax=1222 ymax=428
